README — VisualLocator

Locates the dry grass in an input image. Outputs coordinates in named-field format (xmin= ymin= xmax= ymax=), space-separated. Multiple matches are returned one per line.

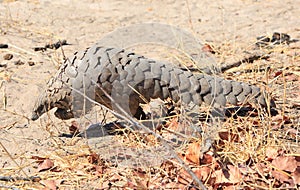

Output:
xmin=0 ymin=17 xmax=299 ymax=190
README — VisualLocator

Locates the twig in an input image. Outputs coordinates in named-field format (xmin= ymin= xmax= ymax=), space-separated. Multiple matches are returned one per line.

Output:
xmin=0 ymin=175 xmax=41 ymax=182
xmin=7 ymin=43 xmax=37 ymax=56
xmin=0 ymin=183 xmax=20 ymax=190
xmin=220 ymin=52 xmax=270 ymax=73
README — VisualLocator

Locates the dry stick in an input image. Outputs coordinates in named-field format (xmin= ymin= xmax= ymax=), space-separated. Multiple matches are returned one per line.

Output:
xmin=0 ymin=184 xmax=20 ymax=190
xmin=220 ymin=52 xmax=270 ymax=73
xmin=0 ymin=175 xmax=40 ymax=182
xmin=185 ymin=0 xmax=194 ymax=32
xmin=70 ymin=81 xmax=207 ymax=190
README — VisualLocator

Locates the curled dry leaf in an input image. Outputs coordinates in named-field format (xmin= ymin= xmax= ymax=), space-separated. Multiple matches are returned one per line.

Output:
xmin=214 ymin=169 xmax=230 ymax=184
xmin=38 ymin=159 xmax=54 ymax=172
xmin=31 ymin=155 xmax=48 ymax=162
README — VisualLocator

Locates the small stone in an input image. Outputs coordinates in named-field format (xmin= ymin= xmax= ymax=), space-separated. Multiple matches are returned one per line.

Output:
xmin=3 ymin=53 xmax=13 ymax=60
xmin=28 ymin=61 xmax=35 ymax=66
xmin=14 ymin=60 xmax=25 ymax=65
xmin=0 ymin=44 xmax=8 ymax=48
xmin=0 ymin=61 xmax=8 ymax=68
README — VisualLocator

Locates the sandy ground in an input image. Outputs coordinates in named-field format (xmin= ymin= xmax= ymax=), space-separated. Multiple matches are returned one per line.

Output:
xmin=0 ymin=0 xmax=299 ymax=178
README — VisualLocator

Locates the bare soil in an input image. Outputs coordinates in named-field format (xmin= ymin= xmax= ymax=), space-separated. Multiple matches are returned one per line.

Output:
xmin=0 ymin=0 xmax=299 ymax=189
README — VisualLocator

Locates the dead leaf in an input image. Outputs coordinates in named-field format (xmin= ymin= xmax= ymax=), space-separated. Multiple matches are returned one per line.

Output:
xmin=69 ymin=120 xmax=81 ymax=135
xmin=202 ymin=44 xmax=216 ymax=54
xmin=185 ymin=142 xmax=201 ymax=165
xmin=140 ymin=98 xmax=166 ymax=118
xmin=256 ymin=162 xmax=270 ymax=175
xmin=227 ymin=165 xmax=242 ymax=183
xmin=193 ymin=166 xmax=211 ymax=182
xmin=266 ymin=147 xmax=279 ymax=160
xmin=274 ymin=71 xmax=283 ymax=77
xmin=164 ymin=182 xmax=186 ymax=189
xmin=177 ymin=168 xmax=192 ymax=185
xmin=271 ymin=170 xmax=291 ymax=183
xmin=271 ymin=114 xmax=292 ymax=129
xmin=218 ymin=131 xmax=239 ymax=142
xmin=285 ymin=73 xmax=299 ymax=81
xmin=214 ymin=169 xmax=230 ymax=184
xmin=31 ymin=155 xmax=47 ymax=162
xmin=88 ymin=153 xmax=100 ymax=164
xmin=272 ymin=156 xmax=298 ymax=172
xmin=38 ymin=159 xmax=54 ymax=172
xmin=292 ymin=166 xmax=300 ymax=185
xmin=90 ymin=165 xmax=104 ymax=176
xmin=200 ymin=153 xmax=214 ymax=165
xmin=165 ymin=117 xmax=179 ymax=131
xmin=223 ymin=185 xmax=236 ymax=190
xmin=40 ymin=179 xmax=61 ymax=190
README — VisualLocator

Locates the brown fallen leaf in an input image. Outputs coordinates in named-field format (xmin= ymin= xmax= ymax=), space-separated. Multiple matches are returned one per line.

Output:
xmin=40 ymin=179 xmax=62 ymax=190
xmin=69 ymin=120 xmax=81 ymax=135
xmin=87 ymin=153 xmax=100 ymax=164
xmin=214 ymin=165 xmax=243 ymax=185
xmin=265 ymin=147 xmax=279 ymax=161
xmin=255 ymin=162 xmax=270 ymax=176
xmin=185 ymin=142 xmax=201 ymax=165
xmin=165 ymin=117 xmax=179 ymax=131
xmin=164 ymin=181 xmax=186 ymax=189
xmin=272 ymin=156 xmax=298 ymax=172
xmin=271 ymin=170 xmax=291 ymax=183
xmin=202 ymin=43 xmax=216 ymax=54
xmin=31 ymin=155 xmax=48 ymax=162
xmin=38 ymin=159 xmax=54 ymax=172
xmin=284 ymin=73 xmax=299 ymax=81
xmin=214 ymin=169 xmax=230 ymax=184
xmin=193 ymin=166 xmax=211 ymax=182
xmin=227 ymin=165 xmax=242 ymax=184
xmin=200 ymin=153 xmax=214 ymax=165
xmin=223 ymin=185 xmax=236 ymax=190
xmin=177 ymin=168 xmax=193 ymax=186
xmin=274 ymin=71 xmax=283 ymax=77
xmin=271 ymin=114 xmax=292 ymax=129
xmin=292 ymin=166 xmax=300 ymax=185
xmin=218 ymin=130 xmax=239 ymax=142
